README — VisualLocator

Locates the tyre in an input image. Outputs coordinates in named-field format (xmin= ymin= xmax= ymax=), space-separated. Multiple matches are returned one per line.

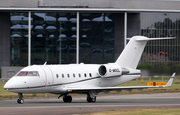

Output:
xmin=63 ymin=95 xmax=72 ymax=103
xmin=87 ymin=96 xmax=96 ymax=103
xmin=17 ymin=99 xmax=24 ymax=104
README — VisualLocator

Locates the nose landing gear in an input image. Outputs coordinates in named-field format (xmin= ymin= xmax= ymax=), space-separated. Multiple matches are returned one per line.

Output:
xmin=17 ymin=93 xmax=24 ymax=104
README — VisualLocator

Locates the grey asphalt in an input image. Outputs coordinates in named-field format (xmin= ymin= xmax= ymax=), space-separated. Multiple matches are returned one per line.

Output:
xmin=0 ymin=93 xmax=180 ymax=115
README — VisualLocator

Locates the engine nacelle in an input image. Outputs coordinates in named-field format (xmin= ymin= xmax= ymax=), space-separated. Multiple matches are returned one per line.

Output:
xmin=98 ymin=64 xmax=129 ymax=78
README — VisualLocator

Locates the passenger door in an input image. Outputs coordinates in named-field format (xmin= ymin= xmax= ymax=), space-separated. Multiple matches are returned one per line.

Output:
xmin=40 ymin=66 xmax=54 ymax=86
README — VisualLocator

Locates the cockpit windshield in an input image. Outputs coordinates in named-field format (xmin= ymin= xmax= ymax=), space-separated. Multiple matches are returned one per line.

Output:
xmin=17 ymin=71 xmax=39 ymax=76
xmin=28 ymin=71 xmax=39 ymax=76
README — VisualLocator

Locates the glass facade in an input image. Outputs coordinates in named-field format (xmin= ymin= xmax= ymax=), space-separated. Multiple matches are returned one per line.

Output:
xmin=31 ymin=13 xmax=77 ymax=65
xmin=11 ymin=13 xmax=29 ymax=66
xmin=10 ymin=11 xmax=180 ymax=66
xmin=10 ymin=12 xmax=114 ymax=66
xmin=141 ymin=13 xmax=180 ymax=65
xmin=79 ymin=13 xmax=114 ymax=64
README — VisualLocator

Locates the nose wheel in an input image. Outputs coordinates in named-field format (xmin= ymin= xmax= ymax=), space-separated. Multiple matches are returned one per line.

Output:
xmin=17 ymin=99 xmax=24 ymax=104
xmin=17 ymin=93 xmax=24 ymax=104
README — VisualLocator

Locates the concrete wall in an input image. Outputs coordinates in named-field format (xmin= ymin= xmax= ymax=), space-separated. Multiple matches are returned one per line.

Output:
xmin=0 ymin=12 xmax=10 ymax=67
xmin=0 ymin=0 xmax=180 ymax=11
xmin=1 ymin=67 xmax=23 ymax=81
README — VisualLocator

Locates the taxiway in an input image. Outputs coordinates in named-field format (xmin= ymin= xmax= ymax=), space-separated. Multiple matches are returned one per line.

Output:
xmin=0 ymin=93 xmax=180 ymax=115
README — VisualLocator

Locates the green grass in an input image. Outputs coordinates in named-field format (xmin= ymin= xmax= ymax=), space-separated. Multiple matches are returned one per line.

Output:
xmin=0 ymin=81 xmax=15 ymax=95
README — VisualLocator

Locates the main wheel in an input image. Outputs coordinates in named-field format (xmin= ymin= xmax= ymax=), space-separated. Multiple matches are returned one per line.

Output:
xmin=87 ymin=96 xmax=96 ymax=103
xmin=87 ymin=96 xmax=91 ymax=102
xmin=63 ymin=95 xmax=72 ymax=103
xmin=91 ymin=96 xmax=96 ymax=102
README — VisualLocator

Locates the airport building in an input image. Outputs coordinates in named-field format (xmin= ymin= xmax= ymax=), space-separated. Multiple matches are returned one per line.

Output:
xmin=1 ymin=0 xmax=180 ymax=69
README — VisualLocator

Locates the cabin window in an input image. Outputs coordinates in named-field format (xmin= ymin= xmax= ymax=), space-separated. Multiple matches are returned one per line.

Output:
xmin=79 ymin=74 xmax=81 ymax=77
xmin=89 ymin=73 xmax=92 ymax=77
xmin=62 ymin=74 xmax=64 ymax=78
xmin=84 ymin=73 xmax=87 ymax=77
xmin=56 ymin=74 xmax=59 ymax=78
xmin=73 ymin=74 xmax=75 ymax=78
xmin=67 ymin=74 xmax=70 ymax=78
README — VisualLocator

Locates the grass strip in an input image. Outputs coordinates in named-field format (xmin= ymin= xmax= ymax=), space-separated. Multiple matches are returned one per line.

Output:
xmin=77 ymin=108 xmax=180 ymax=115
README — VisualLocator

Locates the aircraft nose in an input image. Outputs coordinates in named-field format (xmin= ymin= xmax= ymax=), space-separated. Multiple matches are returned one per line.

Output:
xmin=3 ymin=78 xmax=16 ymax=90
xmin=3 ymin=81 xmax=11 ymax=90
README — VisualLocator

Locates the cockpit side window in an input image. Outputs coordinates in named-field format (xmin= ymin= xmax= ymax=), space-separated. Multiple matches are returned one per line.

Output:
xmin=17 ymin=71 xmax=39 ymax=76
xmin=17 ymin=71 xmax=28 ymax=76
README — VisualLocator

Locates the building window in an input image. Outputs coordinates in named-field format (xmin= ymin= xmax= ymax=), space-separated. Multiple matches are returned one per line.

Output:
xmin=79 ymin=13 xmax=114 ymax=64
xmin=10 ymin=12 xmax=77 ymax=66
xmin=10 ymin=12 xmax=29 ymax=66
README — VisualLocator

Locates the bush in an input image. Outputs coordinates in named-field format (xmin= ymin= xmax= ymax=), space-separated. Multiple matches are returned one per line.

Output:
xmin=152 ymin=65 xmax=169 ymax=73
xmin=169 ymin=64 xmax=180 ymax=73
xmin=137 ymin=63 xmax=180 ymax=74
xmin=137 ymin=63 xmax=153 ymax=70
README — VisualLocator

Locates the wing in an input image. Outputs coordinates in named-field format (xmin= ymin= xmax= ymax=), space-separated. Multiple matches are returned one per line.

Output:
xmin=66 ymin=73 xmax=175 ymax=93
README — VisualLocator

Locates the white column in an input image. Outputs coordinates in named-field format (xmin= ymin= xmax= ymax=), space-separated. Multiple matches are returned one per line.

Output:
xmin=76 ymin=12 xmax=79 ymax=64
xmin=124 ymin=12 xmax=127 ymax=47
xmin=28 ymin=12 xmax=31 ymax=66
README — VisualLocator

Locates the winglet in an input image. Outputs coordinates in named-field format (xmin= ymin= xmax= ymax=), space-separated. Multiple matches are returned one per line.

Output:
xmin=165 ymin=73 xmax=176 ymax=87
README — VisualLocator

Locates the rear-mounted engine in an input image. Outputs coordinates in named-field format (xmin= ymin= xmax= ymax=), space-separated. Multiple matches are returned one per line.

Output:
xmin=98 ymin=64 xmax=129 ymax=78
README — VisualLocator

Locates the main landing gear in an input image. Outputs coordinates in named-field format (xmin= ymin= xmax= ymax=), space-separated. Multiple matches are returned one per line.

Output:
xmin=87 ymin=92 xmax=96 ymax=103
xmin=17 ymin=93 xmax=24 ymax=104
xmin=58 ymin=92 xmax=97 ymax=103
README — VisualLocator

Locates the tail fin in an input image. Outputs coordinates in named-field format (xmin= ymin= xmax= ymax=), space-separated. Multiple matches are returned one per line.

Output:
xmin=115 ymin=36 xmax=175 ymax=69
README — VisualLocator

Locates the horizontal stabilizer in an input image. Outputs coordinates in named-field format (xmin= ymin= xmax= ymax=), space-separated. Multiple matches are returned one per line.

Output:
xmin=135 ymin=37 xmax=175 ymax=41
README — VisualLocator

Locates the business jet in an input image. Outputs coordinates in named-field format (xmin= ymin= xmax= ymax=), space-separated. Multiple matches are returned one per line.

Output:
xmin=4 ymin=36 xmax=175 ymax=104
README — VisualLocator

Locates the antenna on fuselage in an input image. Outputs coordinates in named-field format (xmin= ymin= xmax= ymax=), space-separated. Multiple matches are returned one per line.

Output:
xmin=44 ymin=61 xmax=47 ymax=65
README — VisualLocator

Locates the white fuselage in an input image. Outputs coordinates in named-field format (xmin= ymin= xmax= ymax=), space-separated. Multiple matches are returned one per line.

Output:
xmin=4 ymin=64 xmax=140 ymax=94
